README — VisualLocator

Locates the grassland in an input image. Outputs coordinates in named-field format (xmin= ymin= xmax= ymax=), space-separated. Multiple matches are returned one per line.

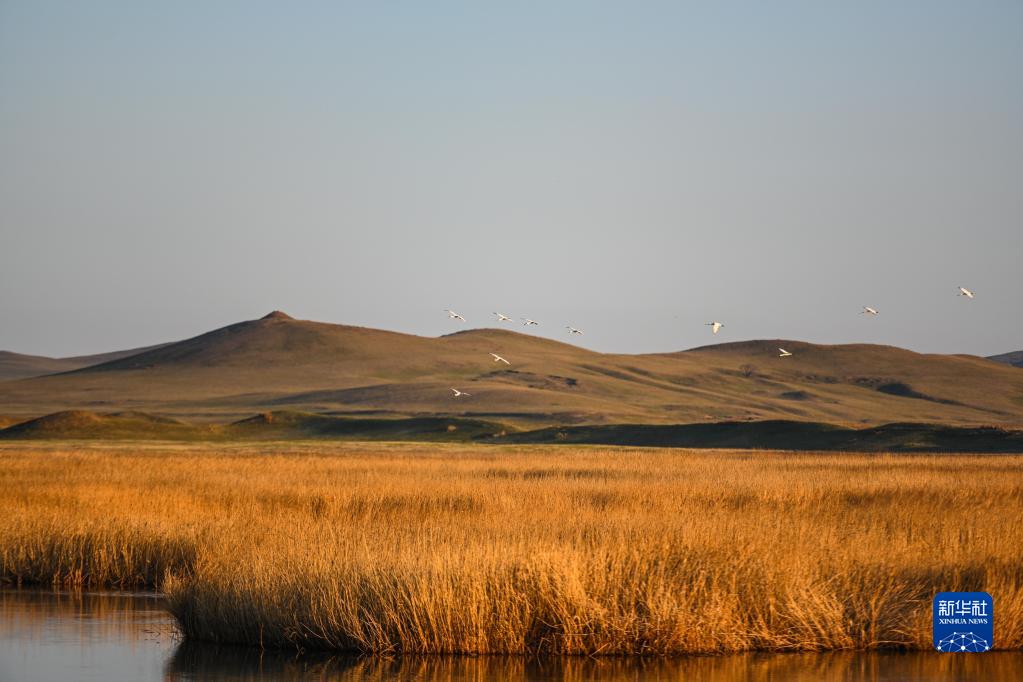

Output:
xmin=1 ymin=441 xmax=1022 ymax=655
xmin=4 ymin=312 xmax=1023 ymax=429
xmin=5 ymin=409 xmax=1023 ymax=452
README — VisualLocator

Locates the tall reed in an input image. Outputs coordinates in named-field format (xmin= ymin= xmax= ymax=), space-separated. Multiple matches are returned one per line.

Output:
xmin=2 ymin=441 xmax=1021 ymax=654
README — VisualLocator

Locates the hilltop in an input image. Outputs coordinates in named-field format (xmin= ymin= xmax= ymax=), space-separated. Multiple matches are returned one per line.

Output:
xmin=1 ymin=312 xmax=1022 ymax=429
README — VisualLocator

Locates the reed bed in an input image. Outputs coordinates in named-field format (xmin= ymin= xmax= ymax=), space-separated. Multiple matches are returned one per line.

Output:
xmin=2 ymin=441 xmax=1022 ymax=655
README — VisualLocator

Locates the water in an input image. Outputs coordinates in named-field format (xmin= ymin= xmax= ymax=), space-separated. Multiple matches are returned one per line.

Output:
xmin=1 ymin=589 xmax=1020 ymax=681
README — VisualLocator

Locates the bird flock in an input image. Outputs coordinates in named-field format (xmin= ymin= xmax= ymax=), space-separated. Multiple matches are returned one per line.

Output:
xmin=447 ymin=287 xmax=977 ymax=397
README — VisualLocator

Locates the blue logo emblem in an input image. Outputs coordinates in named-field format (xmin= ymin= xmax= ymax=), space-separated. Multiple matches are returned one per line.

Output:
xmin=933 ymin=592 xmax=993 ymax=652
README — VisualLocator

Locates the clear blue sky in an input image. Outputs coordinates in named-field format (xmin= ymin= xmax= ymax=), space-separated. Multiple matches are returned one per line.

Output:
xmin=1 ymin=1 xmax=1021 ymax=357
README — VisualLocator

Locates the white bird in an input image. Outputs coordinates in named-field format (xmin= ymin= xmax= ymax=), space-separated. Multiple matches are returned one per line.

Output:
xmin=706 ymin=321 xmax=724 ymax=334
xmin=522 ymin=318 xmax=540 ymax=326
xmin=494 ymin=312 xmax=513 ymax=322
xmin=778 ymin=348 xmax=792 ymax=357
xmin=451 ymin=388 xmax=472 ymax=397
xmin=958 ymin=287 xmax=975 ymax=299
xmin=490 ymin=353 xmax=510 ymax=365
xmin=446 ymin=309 xmax=466 ymax=321
xmin=861 ymin=307 xmax=879 ymax=316
xmin=566 ymin=326 xmax=584 ymax=335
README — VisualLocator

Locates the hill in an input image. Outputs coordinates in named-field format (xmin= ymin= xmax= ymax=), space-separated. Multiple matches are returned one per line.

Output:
xmin=3 ymin=409 xmax=1021 ymax=452
xmin=0 ymin=409 xmax=510 ymax=443
xmin=0 ymin=343 xmax=169 ymax=381
xmin=1 ymin=312 xmax=1022 ymax=429
xmin=229 ymin=410 xmax=509 ymax=441
xmin=0 ymin=410 xmax=206 ymax=440
xmin=989 ymin=351 xmax=1023 ymax=368
xmin=494 ymin=420 xmax=1023 ymax=452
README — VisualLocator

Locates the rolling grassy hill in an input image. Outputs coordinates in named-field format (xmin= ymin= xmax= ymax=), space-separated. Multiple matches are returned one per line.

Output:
xmin=0 ymin=409 xmax=509 ymax=443
xmin=1 ymin=311 xmax=1021 ymax=430
xmin=494 ymin=420 xmax=1023 ymax=452
xmin=3 ymin=409 xmax=1021 ymax=451
xmin=990 ymin=350 xmax=1023 ymax=368
xmin=0 ymin=410 xmax=207 ymax=440
xmin=0 ymin=343 xmax=169 ymax=381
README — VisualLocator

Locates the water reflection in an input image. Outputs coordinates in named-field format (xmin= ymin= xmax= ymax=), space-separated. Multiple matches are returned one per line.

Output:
xmin=1 ymin=588 xmax=1021 ymax=681
xmin=165 ymin=646 xmax=1023 ymax=682
xmin=0 ymin=588 xmax=177 ymax=682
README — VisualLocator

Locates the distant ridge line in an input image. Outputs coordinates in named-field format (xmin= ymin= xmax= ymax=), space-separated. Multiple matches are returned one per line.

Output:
xmin=3 ymin=311 xmax=1023 ymax=429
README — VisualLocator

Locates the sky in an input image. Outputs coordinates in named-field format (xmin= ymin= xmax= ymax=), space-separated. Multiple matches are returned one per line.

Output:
xmin=1 ymin=1 xmax=1021 ymax=358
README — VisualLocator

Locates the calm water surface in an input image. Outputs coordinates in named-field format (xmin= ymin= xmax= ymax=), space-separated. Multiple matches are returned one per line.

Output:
xmin=1 ymin=588 xmax=1020 ymax=681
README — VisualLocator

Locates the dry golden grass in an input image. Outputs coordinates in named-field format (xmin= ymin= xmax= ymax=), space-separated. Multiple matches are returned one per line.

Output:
xmin=2 ymin=441 xmax=1022 ymax=655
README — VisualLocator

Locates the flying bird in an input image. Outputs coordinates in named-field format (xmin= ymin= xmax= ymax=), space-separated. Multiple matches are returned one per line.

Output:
xmin=522 ymin=318 xmax=540 ymax=326
xmin=778 ymin=348 xmax=792 ymax=357
xmin=451 ymin=388 xmax=472 ymax=397
xmin=494 ymin=312 xmax=513 ymax=322
xmin=706 ymin=321 xmax=724 ymax=334
xmin=861 ymin=307 xmax=879 ymax=316
xmin=446 ymin=309 xmax=466 ymax=321
xmin=958 ymin=287 xmax=975 ymax=299
xmin=490 ymin=353 xmax=510 ymax=365
xmin=566 ymin=326 xmax=584 ymax=335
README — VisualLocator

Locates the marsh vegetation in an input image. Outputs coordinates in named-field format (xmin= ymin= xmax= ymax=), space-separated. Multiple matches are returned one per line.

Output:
xmin=2 ymin=441 xmax=1021 ymax=655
